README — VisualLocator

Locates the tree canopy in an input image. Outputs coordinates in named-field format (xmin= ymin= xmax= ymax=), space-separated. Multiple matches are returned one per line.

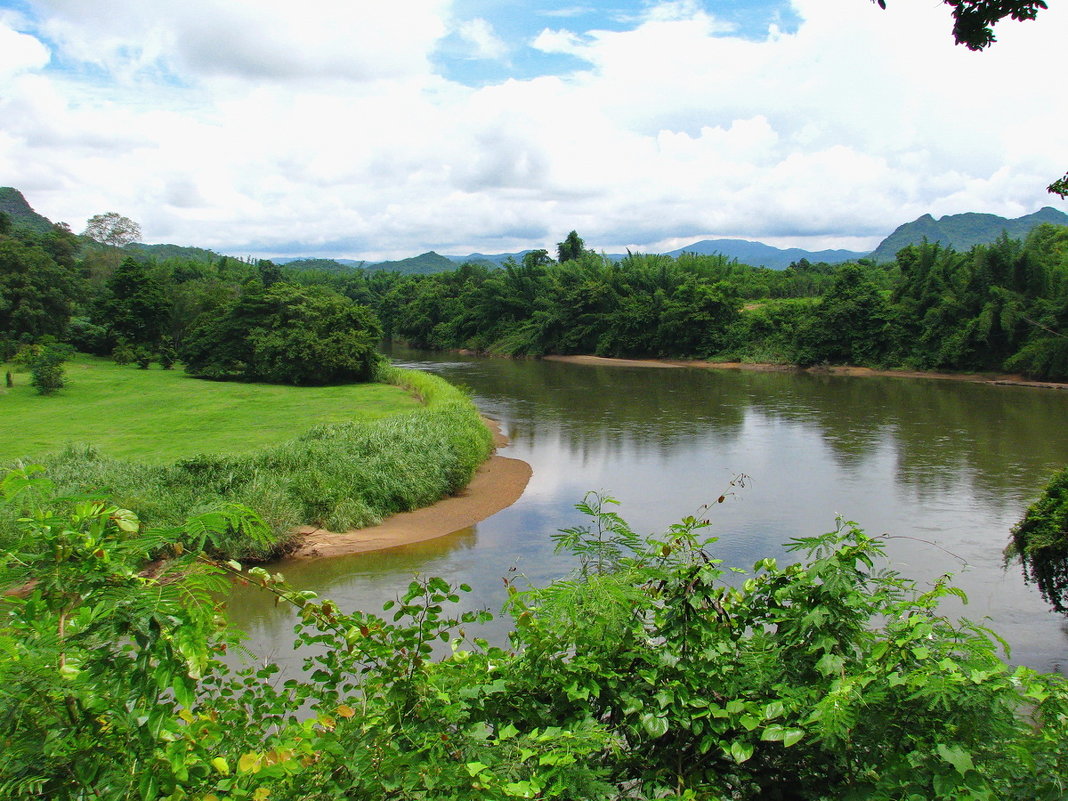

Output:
xmin=870 ymin=0 xmax=1047 ymax=50
xmin=179 ymin=281 xmax=383 ymax=385
xmin=82 ymin=212 xmax=142 ymax=247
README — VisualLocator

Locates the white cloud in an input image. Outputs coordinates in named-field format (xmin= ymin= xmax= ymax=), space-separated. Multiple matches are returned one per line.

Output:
xmin=33 ymin=0 xmax=449 ymax=82
xmin=0 ymin=22 xmax=50 ymax=76
xmin=457 ymin=18 xmax=508 ymax=60
xmin=531 ymin=28 xmax=588 ymax=57
xmin=2 ymin=0 xmax=1065 ymax=258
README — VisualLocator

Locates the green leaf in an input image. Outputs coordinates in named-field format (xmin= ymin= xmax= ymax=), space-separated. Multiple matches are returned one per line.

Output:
xmin=465 ymin=761 xmax=489 ymax=777
xmin=729 ymin=741 xmax=755 ymax=764
xmin=641 ymin=713 xmax=669 ymax=738
xmin=783 ymin=728 xmax=804 ymax=747
xmin=936 ymin=743 xmax=975 ymax=775
xmin=761 ymin=725 xmax=786 ymax=742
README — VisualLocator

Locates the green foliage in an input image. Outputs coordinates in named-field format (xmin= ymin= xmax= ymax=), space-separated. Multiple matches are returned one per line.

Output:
xmin=0 ymin=466 xmax=258 ymax=799
xmin=134 ymin=346 xmax=153 ymax=369
xmin=0 ymin=234 xmax=83 ymax=342
xmin=1008 ymin=466 xmax=1068 ymax=612
xmin=27 ymin=343 xmax=68 ymax=395
xmin=556 ymin=230 xmax=586 ymax=263
xmin=82 ymin=211 xmax=142 ymax=247
xmin=180 ymin=281 xmax=383 ymax=385
xmin=3 ymin=478 xmax=1066 ymax=799
xmin=95 ymin=256 xmax=170 ymax=348
xmin=869 ymin=0 xmax=1048 ymax=50
xmin=794 ymin=263 xmax=892 ymax=366
xmin=158 ymin=344 xmax=177 ymax=369
xmin=111 ymin=340 xmax=134 ymax=365
xmin=1051 ymin=172 xmax=1068 ymax=199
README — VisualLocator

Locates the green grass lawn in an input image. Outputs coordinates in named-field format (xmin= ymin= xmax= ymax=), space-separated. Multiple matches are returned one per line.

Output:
xmin=0 ymin=355 xmax=422 ymax=464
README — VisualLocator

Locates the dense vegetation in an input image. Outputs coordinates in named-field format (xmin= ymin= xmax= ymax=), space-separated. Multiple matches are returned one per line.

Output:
xmin=3 ymin=474 xmax=1067 ymax=799
xmin=3 ymin=203 xmax=1067 ymax=380
xmin=363 ymin=226 xmax=1068 ymax=379
xmin=1009 ymin=466 xmax=1068 ymax=613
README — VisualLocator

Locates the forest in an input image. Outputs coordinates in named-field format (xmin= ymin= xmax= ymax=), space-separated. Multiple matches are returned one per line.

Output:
xmin=3 ymin=211 xmax=1068 ymax=384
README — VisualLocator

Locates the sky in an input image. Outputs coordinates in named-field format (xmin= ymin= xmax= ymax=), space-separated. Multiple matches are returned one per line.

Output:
xmin=0 ymin=0 xmax=1065 ymax=261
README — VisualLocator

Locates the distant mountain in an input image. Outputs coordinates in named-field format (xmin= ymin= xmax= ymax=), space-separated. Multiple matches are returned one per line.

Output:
xmin=448 ymin=250 xmax=533 ymax=267
xmin=0 ymin=187 xmax=54 ymax=234
xmin=274 ymin=256 xmax=366 ymax=269
xmin=446 ymin=243 xmax=865 ymax=271
xmin=366 ymin=251 xmax=456 ymax=274
xmin=868 ymin=206 xmax=1068 ymax=263
xmin=125 ymin=243 xmax=220 ymax=262
xmin=664 ymin=238 xmax=866 ymax=270
xmin=279 ymin=258 xmax=363 ymax=273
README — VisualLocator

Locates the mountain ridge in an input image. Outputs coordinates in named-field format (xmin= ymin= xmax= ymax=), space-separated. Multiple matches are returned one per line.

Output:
xmin=868 ymin=206 xmax=1068 ymax=262
xmin=4 ymin=186 xmax=1065 ymax=272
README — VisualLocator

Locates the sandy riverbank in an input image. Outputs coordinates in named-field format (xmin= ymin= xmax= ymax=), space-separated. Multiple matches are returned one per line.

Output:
xmin=288 ymin=418 xmax=532 ymax=559
xmin=543 ymin=354 xmax=1068 ymax=391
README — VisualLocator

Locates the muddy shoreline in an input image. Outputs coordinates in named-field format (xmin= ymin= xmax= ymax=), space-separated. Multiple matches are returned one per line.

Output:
xmin=542 ymin=354 xmax=1068 ymax=391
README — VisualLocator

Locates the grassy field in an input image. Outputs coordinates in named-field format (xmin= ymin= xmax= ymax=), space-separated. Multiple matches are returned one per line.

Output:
xmin=0 ymin=359 xmax=493 ymax=561
xmin=0 ymin=355 xmax=422 ymax=464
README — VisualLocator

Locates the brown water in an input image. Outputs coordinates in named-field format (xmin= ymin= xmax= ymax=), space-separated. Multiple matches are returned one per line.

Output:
xmin=226 ymin=349 xmax=1068 ymax=675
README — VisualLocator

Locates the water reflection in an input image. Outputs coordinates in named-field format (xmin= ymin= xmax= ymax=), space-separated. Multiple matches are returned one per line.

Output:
xmin=226 ymin=348 xmax=1068 ymax=675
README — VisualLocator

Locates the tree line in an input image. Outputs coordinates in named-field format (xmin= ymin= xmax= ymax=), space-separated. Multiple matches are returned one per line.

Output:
xmin=3 ymin=213 xmax=1067 ymax=384
xmin=365 ymin=227 xmax=1068 ymax=380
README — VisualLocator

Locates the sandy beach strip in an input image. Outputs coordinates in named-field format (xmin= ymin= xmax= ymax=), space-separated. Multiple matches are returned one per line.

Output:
xmin=543 ymin=354 xmax=1068 ymax=390
xmin=288 ymin=419 xmax=532 ymax=559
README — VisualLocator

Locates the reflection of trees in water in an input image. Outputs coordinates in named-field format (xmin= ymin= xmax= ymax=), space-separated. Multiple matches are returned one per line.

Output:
xmin=742 ymin=373 xmax=1068 ymax=510
xmin=392 ymin=347 xmax=1068 ymax=518
xmin=402 ymin=353 xmax=749 ymax=456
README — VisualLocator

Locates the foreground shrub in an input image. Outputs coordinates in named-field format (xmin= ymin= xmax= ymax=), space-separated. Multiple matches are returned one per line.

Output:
xmin=1 ymin=477 xmax=1066 ymax=800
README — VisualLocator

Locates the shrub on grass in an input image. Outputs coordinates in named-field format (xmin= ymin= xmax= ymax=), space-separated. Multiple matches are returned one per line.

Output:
xmin=158 ymin=345 xmax=177 ymax=369
xmin=134 ymin=347 xmax=153 ymax=369
xmin=112 ymin=341 xmax=134 ymax=365
xmin=28 ymin=345 xmax=68 ymax=395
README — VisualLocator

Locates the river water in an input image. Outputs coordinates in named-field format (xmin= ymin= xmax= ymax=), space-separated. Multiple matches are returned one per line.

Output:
xmin=225 ymin=349 xmax=1068 ymax=675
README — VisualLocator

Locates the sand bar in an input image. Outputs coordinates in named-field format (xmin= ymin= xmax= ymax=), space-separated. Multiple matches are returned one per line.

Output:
xmin=544 ymin=354 xmax=1068 ymax=390
xmin=289 ymin=418 xmax=531 ymax=559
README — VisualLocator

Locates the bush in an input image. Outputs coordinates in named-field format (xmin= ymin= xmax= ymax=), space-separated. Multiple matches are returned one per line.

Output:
xmin=19 ymin=342 xmax=70 ymax=395
xmin=1008 ymin=466 xmax=1068 ymax=612
xmin=112 ymin=340 xmax=134 ymax=365
xmin=134 ymin=347 xmax=152 ymax=369
xmin=3 ymin=479 xmax=1066 ymax=800
xmin=180 ymin=282 xmax=383 ymax=385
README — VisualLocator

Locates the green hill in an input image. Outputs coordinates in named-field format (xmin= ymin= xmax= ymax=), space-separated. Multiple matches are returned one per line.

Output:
xmin=0 ymin=187 xmax=54 ymax=234
xmin=124 ymin=242 xmax=222 ymax=262
xmin=282 ymin=258 xmax=362 ymax=273
xmin=869 ymin=206 xmax=1068 ymax=262
xmin=367 ymin=251 xmax=456 ymax=274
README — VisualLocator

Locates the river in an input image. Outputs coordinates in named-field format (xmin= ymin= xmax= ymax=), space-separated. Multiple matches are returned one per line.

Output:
xmin=225 ymin=348 xmax=1068 ymax=676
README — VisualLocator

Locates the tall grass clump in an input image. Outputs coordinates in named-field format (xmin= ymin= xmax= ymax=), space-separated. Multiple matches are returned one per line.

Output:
xmin=27 ymin=367 xmax=493 ymax=561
